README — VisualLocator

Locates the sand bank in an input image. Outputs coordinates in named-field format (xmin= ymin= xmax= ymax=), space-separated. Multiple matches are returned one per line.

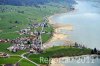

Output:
xmin=43 ymin=14 xmax=74 ymax=49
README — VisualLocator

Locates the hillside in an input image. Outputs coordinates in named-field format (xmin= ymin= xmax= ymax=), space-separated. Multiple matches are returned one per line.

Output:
xmin=0 ymin=0 xmax=76 ymax=6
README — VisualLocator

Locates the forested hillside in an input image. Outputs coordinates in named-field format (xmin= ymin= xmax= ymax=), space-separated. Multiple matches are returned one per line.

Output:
xmin=0 ymin=0 xmax=76 ymax=6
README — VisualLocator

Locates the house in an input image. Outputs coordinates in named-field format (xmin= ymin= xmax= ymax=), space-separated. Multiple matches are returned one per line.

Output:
xmin=0 ymin=52 xmax=9 ymax=58
xmin=32 ymin=22 xmax=48 ymax=28
xmin=34 ymin=30 xmax=41 ymax=36
xmin=19 ymin=28 xmax=30 ymax=35
xmin=7 ymin=35 xmax=42 ymax=52
xmin=29 ymin=48 xmax=36 ymax=53
xmin=40 ymin=22 xmax=48 ymax=27
xmin=7 ymin=46 xmax=18 ymax=53
xmin=32 ymin=23 xmax=39 ymax=28
xmin=0 ymin=39 xmax=9 ymax=43
xmin=97 ymin=51 xmax=100 ymax=55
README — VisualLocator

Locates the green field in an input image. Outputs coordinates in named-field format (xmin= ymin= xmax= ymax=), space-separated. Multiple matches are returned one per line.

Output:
xmin=0 ymin=43 xmax=36 ymax=66
xmin=25 ymin=46 xmax=91 ymax=64
xmin=0 ymin=56 xmax=36 ymax=66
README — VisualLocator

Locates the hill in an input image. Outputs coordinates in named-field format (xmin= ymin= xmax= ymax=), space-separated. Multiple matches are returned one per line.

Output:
xmin=0 ymin=0 xmax=76 ymax=6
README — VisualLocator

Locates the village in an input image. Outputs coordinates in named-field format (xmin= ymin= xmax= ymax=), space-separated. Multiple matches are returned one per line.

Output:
xmin=11 ymin=22 xmax=51 ymax=52
xmin=0 ymin=22 xmax=51 ymax=53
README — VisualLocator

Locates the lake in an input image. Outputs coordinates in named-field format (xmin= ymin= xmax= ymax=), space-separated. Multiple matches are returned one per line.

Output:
xmin=50 ymin=0 xmax=100 ymax=66
xmin=51 ymin=0 xmax=100 ymax=50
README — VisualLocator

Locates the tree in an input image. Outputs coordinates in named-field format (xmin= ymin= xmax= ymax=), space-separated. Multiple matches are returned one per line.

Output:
xmin=91 ymin=48 xmax=98 ymax=54
xmin=94 ymin=48 xmax=97 ymax=54
xmin=27 ymin=41 xmax=31 ymax=44
xmin=15 ymin=20 xmax=19 ymax=24
xmin=91 ymin=50 xmax=94 ymax=54
xmin=75 ymin=42 xmax=78 ymax=48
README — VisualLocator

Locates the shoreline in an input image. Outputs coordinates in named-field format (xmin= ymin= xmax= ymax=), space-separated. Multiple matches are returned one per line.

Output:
xmin=50 ymin=54 xmax=99 ymax=66
xmin=43 ymin=12 xmax=75 ymax=49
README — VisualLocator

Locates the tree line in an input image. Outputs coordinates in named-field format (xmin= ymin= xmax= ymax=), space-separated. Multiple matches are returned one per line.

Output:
xmin=0 ymin=0 xmax=76 ymax=6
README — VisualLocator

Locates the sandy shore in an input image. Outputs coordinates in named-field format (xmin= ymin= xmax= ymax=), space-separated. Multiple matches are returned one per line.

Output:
xmin=49 ymin=58 xmax=64 ymax=66
xmin=43 ymin=14 xmax=74 ymax=49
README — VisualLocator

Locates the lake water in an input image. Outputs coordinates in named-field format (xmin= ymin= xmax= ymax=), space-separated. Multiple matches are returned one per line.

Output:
xmin=52 ymin=0 xmax=100 ymax=50
xmin=58 ymin=55 xmax=100 ymax=66
xmin=51 ymin=0 xmax=100 ymax=66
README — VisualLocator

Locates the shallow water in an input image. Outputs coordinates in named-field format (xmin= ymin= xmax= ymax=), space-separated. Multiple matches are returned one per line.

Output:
xmin=62 ymin=55 xmax=100 ymax=66
xmin=50 ymin=0 xmax=100 ymax=66
xmin=51 ymin=0 xmax=100 ymax=49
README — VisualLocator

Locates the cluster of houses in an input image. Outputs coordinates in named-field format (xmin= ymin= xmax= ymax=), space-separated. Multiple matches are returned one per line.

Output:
xmin=0 ymin=22 xmax=51 ymax=53
xmin=0 ymin=39 xmax=10 ymax=43
xmin=31 ymin=22 xmax=48 ymax=28
xmin=0 ymin=52 xmax=9 ymax=58
xmin=19 ymin=22 xmax=49 ymax=35
xmin=19 ymin=27 xmax=31 ymax=35
xmin=7 ymin=35 xmax=42 ymax=53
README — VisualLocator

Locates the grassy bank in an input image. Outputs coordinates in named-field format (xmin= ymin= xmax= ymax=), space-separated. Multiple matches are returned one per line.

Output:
xmin=26 ymin=46 xmax=91 ymax=64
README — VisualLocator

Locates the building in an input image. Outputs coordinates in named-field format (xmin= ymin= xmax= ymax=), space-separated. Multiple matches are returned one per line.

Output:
xmin=0 ymin=52 xmax=9 ymax=58
xmin=97 ymin=51 xmax=100 ymax=55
